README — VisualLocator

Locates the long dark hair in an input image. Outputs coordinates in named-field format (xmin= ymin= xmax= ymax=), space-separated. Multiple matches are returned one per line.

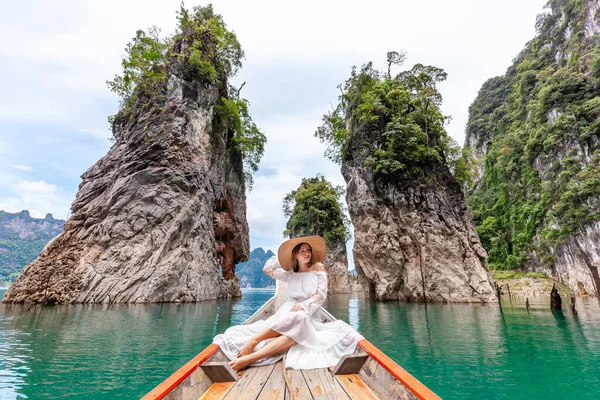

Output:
xmin=291 ymin=243 xmax=313 ymax=273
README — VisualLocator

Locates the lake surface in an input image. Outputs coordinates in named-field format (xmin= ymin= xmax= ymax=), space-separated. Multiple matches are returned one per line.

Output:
xmin=1 ymin=288 xmax=599 ymax=399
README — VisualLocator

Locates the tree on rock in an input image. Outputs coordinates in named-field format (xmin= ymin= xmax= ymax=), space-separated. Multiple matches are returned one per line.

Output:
xmin=282 ymin=175 xmax=353 ymax=294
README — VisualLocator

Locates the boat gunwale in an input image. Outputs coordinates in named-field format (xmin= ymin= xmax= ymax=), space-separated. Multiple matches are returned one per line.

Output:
xmin=141 ymin=343 xmax=219 ymax=400
xmin=358 ymin=339 xmax=441 ymax=400
xmin=321 ymin=307 xmax=440 ymax=400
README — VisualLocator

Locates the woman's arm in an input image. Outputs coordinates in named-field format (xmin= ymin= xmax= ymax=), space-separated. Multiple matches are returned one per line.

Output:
xmin=297 ymin=263 xmax=327 ymax=316
xmin=262 ymin=255 xmax=290 ymax=282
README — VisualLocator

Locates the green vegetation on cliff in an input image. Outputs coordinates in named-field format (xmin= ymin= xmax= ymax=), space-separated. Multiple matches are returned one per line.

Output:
xmin=465 ymin=0 xmax=600 ymax=269
xmin=107 ymin=4 xmax=265 ymax=189
xmin=282 ymin=175 xmax=350 ymax=245
xmin=315 ymin=52 xmax=460 ymax=183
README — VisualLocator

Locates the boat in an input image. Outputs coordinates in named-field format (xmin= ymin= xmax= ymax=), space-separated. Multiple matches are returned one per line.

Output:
xmin=142 ymin=281 xmax=441 ymax=400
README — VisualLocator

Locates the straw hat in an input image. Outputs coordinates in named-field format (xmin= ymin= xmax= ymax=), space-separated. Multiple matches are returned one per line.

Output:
xmin=277 ymin=235 xmax=327 ymax=271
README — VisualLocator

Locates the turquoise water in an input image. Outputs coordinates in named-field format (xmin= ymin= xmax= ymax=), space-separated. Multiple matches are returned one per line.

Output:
xmin=1 ymin=288 xmax=599 ymax=399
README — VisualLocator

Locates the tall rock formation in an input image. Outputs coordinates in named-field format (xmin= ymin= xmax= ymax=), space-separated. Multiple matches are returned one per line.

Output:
xmin=316 ymin=61 xmax=496 ymax=302
xmin=342 ymin=148 xmax=495 ymax=302
xmin=2 ymin=6 xmax=258 ymax=304
xmin=282 ymin=176 xmax=353 ymax=294
xmin=465 ymin=0 xmax=600 ymax=295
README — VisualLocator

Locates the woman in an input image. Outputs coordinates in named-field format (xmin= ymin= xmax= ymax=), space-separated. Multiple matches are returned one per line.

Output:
xmin=213 ymin=235 xmax=363 ymax=372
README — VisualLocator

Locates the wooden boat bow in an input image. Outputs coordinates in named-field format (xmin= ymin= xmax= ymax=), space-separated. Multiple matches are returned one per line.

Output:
xmin=143 ymin=292 xmax=441 ymax=400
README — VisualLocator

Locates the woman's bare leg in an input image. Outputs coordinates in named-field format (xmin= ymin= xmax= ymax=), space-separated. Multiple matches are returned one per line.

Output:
xmin=237 ymin=328 xmax=281 ymax=357
xmin=229 ymin=335 xmax=296 ymax=372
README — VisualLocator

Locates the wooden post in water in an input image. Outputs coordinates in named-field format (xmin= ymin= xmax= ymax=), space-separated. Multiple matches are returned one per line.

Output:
xmin=525 ymin=298 xmax=530 ymax=314
xmin=495 ymin=283 xmax=502 ymax=310
xmin=506 ymin=283 xmax=513 ymax=306
xmin=550 ymin=284 xmax=562 ymax=310
xmin=570 ymin=295 xmax=578 ymax=317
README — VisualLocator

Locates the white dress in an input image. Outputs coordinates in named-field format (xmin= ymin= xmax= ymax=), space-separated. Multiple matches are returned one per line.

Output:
xmin=213 ymin=255 xmax=364 ymax=369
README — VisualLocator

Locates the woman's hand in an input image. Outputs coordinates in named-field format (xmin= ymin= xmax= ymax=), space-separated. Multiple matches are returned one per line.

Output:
xmin=290 ymin=304 xmax=303 ymax=312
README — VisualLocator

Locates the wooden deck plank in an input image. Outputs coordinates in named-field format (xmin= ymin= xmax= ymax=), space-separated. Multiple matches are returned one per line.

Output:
xmin=302 ymin=369 xmax=350 ymax=400
xmin=334 ymin=374 xmax=379 ymax=400
xmin=198 ymin=382 xmax=235 ymax=400
xmin=222 ymin=367 xmax=260 ymax=400
xmin=286 ymin=369 xmax=314 ymax=400
xmin=223 ymin=364 xmax=276 ymax=400
xmin=256 ymin=360 xmax=286 ymax=400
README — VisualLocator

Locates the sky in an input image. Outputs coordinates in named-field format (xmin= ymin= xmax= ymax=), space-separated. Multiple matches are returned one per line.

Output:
xmin=0 ymin=0 xmax=547 ymax=264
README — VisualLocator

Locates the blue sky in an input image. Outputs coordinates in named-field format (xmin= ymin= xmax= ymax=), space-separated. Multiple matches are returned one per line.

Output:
xmin=0 ymin=0 xmax=547 ymax=262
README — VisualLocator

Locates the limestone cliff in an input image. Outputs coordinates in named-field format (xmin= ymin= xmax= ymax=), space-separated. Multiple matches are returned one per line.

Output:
xmin=342 ymin=151 xmax=496 ymax=302
xmin=323 ymin=237 xmax=352 ymax=294
xmin=2 ymin=8 xmax=254 ymax=304
xmin=465 ymin=0 xmax=600 ymax=295
xmin=317 ymin=61 xmax=496 ymax=302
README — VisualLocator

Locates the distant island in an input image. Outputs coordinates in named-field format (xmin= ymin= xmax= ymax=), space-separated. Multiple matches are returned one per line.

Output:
xmin=0 ymin=210 xmax=65 ymax=286
xmin=235 ymin=247 xmax=276 ymax=289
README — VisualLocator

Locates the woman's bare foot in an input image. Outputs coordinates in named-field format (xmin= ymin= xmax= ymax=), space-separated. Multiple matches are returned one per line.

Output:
xmin=237 ymin=336 xmax=259 ymax=357
xmin=228 ymin=355 xmax=254 ymax=372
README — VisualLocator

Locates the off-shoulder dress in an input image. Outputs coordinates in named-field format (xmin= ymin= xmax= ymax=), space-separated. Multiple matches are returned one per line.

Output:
xmin=213 ymin=255 xmax=363 ymax=369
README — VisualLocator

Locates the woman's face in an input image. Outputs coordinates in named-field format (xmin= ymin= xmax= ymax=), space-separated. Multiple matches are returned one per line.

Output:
xmin=296 ymin=244 xmax=312 ymax=264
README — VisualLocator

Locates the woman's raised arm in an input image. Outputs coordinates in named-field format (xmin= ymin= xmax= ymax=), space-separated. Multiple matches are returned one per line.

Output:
xmin=262 ymin=255 xmax=291 ymax=282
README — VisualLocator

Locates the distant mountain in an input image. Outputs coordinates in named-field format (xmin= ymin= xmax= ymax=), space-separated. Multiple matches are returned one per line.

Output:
xmin=0 ymin=210 xmax=65 ymax=285
xmin=349 ymin=269 xmax=357 ymax=276
xmin=236 ymin=247 xmax=275 ymax=288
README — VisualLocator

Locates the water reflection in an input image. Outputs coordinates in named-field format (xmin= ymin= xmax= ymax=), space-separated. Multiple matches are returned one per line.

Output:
xmin=324 ymin=294 xmax=600 ymax=399
xmin=0 ymin=290 xmax=274 ymax=399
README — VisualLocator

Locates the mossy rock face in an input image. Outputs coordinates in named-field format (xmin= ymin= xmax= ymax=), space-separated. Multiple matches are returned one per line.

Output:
xmin=464 ymin=0 xmax=600 ymax=295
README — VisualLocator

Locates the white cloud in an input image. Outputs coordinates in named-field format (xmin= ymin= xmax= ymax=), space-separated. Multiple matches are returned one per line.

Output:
xmin=11 ymin=165 xmax=32 ymax=172
xmin=0 ymin=180 xmax=71 ymax=219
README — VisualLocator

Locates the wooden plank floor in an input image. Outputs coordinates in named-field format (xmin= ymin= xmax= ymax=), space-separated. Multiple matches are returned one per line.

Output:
xmin=200 ymin=361 xmax=379 ymax=400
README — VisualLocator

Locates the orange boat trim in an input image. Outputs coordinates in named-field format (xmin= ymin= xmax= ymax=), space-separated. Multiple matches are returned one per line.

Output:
xmin=141 ymin=343 xmax=220 ymax=400
xmin=358 ymin=339 xmax=441 ymax=400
